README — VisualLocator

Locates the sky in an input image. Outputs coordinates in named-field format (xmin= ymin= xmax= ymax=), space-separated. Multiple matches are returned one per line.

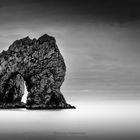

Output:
xmin=0 ymin=0 xmax=140 ymax=101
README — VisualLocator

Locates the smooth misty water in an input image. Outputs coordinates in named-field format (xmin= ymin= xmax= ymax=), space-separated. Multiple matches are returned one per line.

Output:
xmin=0 ymin=100 xmax=140 ymax=140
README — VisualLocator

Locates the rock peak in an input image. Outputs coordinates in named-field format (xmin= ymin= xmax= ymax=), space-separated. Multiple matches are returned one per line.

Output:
xmin=38 ymin=34 xmax=56 ymax=44
xmin=22 ymin=36 xmax=31 ymax=41
xmin=38 ymin=34 xmax=50 ymax=39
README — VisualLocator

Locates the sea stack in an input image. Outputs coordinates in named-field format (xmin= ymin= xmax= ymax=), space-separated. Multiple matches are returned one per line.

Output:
xmin=0 ymin=34 xmax=75 ymax=109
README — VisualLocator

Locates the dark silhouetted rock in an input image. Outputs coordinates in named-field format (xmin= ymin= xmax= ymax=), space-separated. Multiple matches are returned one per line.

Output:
xmin=0 ymin=34 xmax=75 ymax=109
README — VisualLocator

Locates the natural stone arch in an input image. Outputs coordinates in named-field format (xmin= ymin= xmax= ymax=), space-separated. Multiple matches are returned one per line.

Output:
xmin=0 ymin=34 xmax=75 ymax=109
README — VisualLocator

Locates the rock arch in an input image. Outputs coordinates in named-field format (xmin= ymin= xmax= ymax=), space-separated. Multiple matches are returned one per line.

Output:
xmin=0 ymin=34 xmax=75 ymax=109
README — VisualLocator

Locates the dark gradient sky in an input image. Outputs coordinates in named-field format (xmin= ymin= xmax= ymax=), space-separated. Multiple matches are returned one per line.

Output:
xmin=0 ymin=0 xmax=140 ymax=101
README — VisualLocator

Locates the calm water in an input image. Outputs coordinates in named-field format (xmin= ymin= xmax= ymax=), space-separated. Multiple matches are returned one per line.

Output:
xmin=0 ymin=100 xmax=140 ymax=140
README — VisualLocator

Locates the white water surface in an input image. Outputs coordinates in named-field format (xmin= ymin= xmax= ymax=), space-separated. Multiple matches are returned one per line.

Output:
xmin=0 ymin=100 xmax=140 ymax=140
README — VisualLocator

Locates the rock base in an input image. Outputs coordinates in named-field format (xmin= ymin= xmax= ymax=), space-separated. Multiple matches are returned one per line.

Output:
xmin=0 ymin=102 xmax=75 ymax=109
xmin=26 ymin=104 xmax=76 ymax=109
xmin=0 ymin=102 xmax=26 ymax=109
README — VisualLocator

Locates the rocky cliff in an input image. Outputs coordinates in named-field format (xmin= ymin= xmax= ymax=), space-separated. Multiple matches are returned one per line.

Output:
xmin=0 ymin=34 xmax=75 ymax=109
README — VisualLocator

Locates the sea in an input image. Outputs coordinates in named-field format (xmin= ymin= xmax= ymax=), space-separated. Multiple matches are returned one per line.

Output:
xmin=0 ymin=100 xmax=140 ymax=140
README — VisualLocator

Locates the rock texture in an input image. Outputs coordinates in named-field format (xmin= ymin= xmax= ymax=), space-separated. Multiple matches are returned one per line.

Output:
xmin=0 ymin=34 xmax=75 ymax=109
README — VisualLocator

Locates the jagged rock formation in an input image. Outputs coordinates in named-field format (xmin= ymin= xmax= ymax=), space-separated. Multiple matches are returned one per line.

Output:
xmin=0 ymin=34 xmax=75 ymax=109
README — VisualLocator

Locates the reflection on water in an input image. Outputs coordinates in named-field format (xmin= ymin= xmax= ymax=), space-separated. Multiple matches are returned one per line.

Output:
xmin=0 ymin=100 xmax=140 ymax=140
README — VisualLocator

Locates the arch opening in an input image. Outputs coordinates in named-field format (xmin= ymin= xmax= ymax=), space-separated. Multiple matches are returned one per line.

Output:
xmin=21 ymin=81 xmax=28 ymax=104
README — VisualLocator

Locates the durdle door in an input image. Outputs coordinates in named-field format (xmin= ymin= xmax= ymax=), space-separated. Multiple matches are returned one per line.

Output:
xmin=0 ymin=34 xmax=75 ymax=109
